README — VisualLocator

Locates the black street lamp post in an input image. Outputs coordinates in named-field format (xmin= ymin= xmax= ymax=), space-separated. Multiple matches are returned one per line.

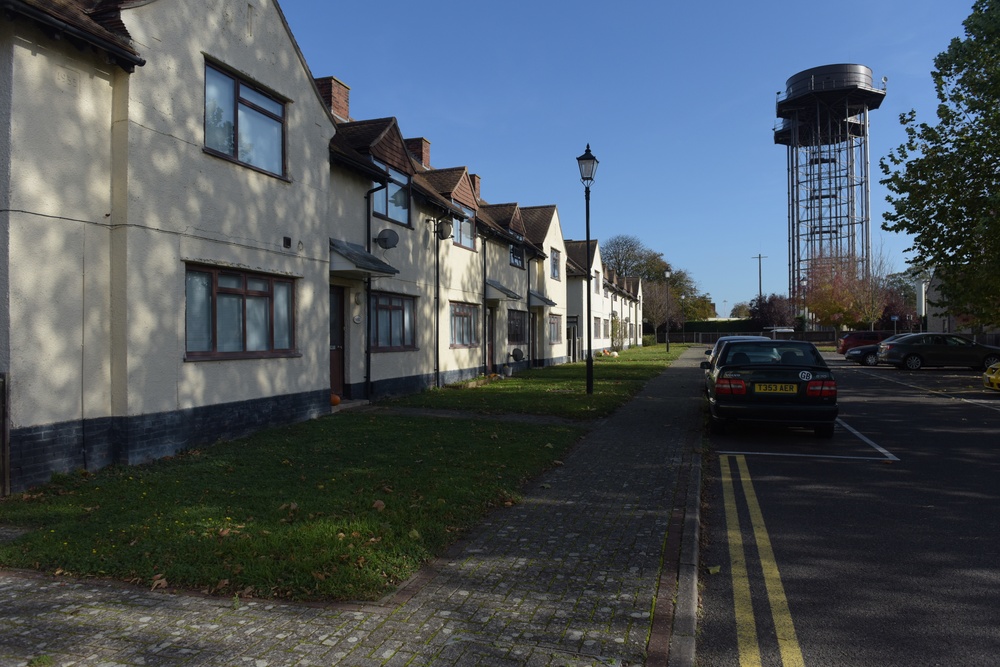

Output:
xmin=664 ymin=270 xmax=671 ymax=353
xmin=577 ymin=145 xmax=598 ymax=395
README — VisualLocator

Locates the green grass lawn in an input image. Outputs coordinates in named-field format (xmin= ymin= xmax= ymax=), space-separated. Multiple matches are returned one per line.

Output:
xmin=0 ymin=345 xmax=686 ymax=602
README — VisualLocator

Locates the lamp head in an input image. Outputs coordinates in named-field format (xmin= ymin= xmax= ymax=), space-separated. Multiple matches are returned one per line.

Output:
xmin=576 ymin=144 xmax=598 ymax=186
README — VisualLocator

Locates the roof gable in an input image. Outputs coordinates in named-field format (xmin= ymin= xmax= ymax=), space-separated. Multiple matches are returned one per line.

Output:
xmin=519 ymin=205 xmax=557 ymax=246
xmin=335 ymin=118 xmax=412 ymax=174
xmin=421 ymin=167 xmax=478 ymax=211
xmin=479 ymin=203 xmax=527 ymax=239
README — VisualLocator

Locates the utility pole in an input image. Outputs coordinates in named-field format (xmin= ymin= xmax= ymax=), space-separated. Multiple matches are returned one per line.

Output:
xmin=752 ymin=254 xmax=767 ymax=300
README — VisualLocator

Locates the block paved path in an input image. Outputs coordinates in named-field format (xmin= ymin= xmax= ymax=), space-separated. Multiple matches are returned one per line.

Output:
xmin=0 ymin=349 xmax=706 ymax=667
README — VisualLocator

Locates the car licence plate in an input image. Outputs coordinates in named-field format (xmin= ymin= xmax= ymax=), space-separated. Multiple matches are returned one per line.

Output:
xmin=754 ymin=383 xmax=796 ymax=394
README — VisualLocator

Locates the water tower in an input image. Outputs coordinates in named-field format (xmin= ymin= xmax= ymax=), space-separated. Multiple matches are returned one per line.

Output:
xmin=774 ymin=64 xmax=885 ymax=302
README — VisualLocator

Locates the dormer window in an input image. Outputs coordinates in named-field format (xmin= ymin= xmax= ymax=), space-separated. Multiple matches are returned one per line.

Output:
xmin=372 ymin=159 xmax=410 ymax=225
xmin=452 ymin=203 xmax=476 ymax=250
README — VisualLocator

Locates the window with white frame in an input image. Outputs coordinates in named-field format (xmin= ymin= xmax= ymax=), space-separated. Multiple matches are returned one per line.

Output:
xmin=508 ymin=309 xmax=529 ymax=345
xmin=550 ymin=249 xmax=561 ymax=280
xmin=594 ymin=271 xmax=601 ymax=293
xmin=185 ymin=266 xmax=294 ymax=358
xmin=371 ymin=292 xmax=416 ymax=350
xmin=548 ymin=314 xmax=562 ymax=343
xmin=372 ymin=159 xmax=410 ymax=225
xmin=450 ymin=302 xmax=480 ymax=347
xmin=204 ymin=63 xmax=285 ymax=176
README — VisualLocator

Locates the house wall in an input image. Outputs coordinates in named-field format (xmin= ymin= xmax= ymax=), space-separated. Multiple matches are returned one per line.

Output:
xmin=109 ymin=0 xmax=337 ymax=454
xmin=436 ymin=222 xmax=486 ymax=383
xmin=484 ymin=235 xmax=530 ymax=370
xmin=328 ymin=163 xmax=374 ymax=397
xmin=531 ymin=212 xmax=569 ymax=366
xmin=363 ymin=205 xmax=447 ymax=396
xmin=3 ymin=18 xmax=119 ymax=488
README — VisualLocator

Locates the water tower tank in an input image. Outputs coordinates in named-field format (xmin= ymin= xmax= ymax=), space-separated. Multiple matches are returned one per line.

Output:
xmin=774 ymin=64 xmax=886 ymax=305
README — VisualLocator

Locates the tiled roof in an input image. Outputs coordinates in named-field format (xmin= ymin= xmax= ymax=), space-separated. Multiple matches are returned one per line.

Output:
xmin=328 ymin=133 xmax=385 ymax=181
xmin=4 ymin=0 xmax=144 ymax=70
xmin=519 ymin=205 xmax=556 ymax=245
xmin=420 ymin=168 xmax=466 ymax=197
xmin=564 ymin=239 xmax=597 ymax=274
xmin=479 ymin=203 xmax=527 ymax=239
xmin=335 ymin=118 xmax=396 ymax=155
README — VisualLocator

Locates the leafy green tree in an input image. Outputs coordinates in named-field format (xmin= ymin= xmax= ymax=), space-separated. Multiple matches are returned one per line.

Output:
xmin=880 ymin=0 xmax=1000 ymax=328
xmin=602 ymin=234 xmax=669 ymax=283
xmin=731 ymin=302 xmax=752 ymax=318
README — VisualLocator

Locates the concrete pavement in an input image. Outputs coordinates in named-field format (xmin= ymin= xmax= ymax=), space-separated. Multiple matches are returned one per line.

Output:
xmin=0 ymin=348 xmax=706 ymax=667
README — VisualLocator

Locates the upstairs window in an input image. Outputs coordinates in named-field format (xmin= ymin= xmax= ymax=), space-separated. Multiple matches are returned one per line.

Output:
xmin=204 ymin=64 xmax=285 ymax=176
xmin=550 ymin=249 xmax=561 ymax=280
xmin=510 ymin=244 xmax=525 ymax=269
xmin=372 ymin=160 xmax=410 ymax=225
xmin=452 ymin=216 xmax=476 ymax=249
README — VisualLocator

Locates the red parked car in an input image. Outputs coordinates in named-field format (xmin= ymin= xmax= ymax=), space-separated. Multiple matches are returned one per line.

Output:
xmin=836 ymin=330 xmax=892 ymax=355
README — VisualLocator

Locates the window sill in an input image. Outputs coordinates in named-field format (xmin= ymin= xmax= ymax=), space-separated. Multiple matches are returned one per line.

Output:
xmin=185 ymin=350 xmax=302 ymax=362
xmin=202 ymin=148 xmax=291 ymax=182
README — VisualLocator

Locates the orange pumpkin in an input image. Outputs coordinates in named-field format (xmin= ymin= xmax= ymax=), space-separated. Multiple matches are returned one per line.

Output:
xmin=330 ymin=394 xmax=341 ymax=406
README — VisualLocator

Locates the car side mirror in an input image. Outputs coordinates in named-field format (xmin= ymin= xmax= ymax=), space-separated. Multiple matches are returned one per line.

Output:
xmin=700 ymin=361 xmax=711 ymax=370
xmin=704 ymin=349 xmax=711 ymax=355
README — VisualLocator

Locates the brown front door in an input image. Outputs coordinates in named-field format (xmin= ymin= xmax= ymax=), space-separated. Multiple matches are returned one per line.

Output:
xmin=329 ymin=286 xmax=345 ymax=398
xmin=486 ymin=307 xmax=495 ymax=372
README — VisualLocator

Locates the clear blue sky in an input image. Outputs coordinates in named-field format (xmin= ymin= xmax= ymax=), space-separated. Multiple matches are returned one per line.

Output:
xmin=279 ymin=0 xmax=974 ymax=316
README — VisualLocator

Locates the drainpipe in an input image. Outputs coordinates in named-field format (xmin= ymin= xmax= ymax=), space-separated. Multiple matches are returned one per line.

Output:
xmin=364 ymin=183 xmax=387 ymax=400
xmin=526 ymin=253 xmax=532 ymax=369
xmin=481 ymin=231 xmax=488 ymax=374
xmin=434 ymin=218 xmax=441 ymax=388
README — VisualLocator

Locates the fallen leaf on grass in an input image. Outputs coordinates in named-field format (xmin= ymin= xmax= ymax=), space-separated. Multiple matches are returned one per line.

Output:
xmin=151 ymin=574 xmax=168 ymax=591
xmin=372 ymin=499 xmax=386 ymax=512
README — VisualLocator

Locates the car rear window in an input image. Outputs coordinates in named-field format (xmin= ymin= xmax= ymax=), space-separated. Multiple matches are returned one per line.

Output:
xmin=723 ymin=342 xmax=825 ymax=366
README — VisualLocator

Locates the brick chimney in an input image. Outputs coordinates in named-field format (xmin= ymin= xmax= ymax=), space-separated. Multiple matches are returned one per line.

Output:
xmin=405 ymin=137 xmax=431 ymax=168
xmin=470 ymin=174 xmax=481 ymax=201
xmin=314 ymin=76 xmax=350 ymax=122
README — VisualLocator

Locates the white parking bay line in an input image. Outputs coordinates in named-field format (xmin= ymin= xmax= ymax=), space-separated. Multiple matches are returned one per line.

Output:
xmin=854 ymin=367 xmax=1000 ymax=414
xmin=717 ymin=418 xmax=899 ymax=462
xmin=835 ymin=418 xmax=900 ymax=461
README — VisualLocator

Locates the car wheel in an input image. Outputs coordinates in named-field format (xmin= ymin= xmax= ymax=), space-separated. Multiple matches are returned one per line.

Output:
xmin=904 ymin=354 xmax=923 ymax=370
xmin=814 ymin=423 xmax=835 ymax=439
xmin=863 ymin=352 xmax=878 ymax=366
xmin=984 ymin=354 xmax=1000 ymax=370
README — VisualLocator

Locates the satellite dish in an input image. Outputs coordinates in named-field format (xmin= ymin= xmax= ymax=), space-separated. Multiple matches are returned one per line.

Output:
xmin=375 ymin=229 xmax=399 ymax=249
xmin=510 ymin=348 xmax=524 ymax=362
xmin=436 ymin=222 xmax=453 ymax=241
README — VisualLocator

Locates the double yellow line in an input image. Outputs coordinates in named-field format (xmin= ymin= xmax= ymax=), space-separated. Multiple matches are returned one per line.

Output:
xmin=720 ymin=455 xmax=805 ymax=667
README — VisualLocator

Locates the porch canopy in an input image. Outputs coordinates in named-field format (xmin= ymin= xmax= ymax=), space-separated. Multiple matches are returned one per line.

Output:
xmin=485 ymin=279 xmax=521 ymax=301
xmin=329 ymin=238 xmax=399 ymax=278
xmin=529 ymin=290 xmax=557 ymax=307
